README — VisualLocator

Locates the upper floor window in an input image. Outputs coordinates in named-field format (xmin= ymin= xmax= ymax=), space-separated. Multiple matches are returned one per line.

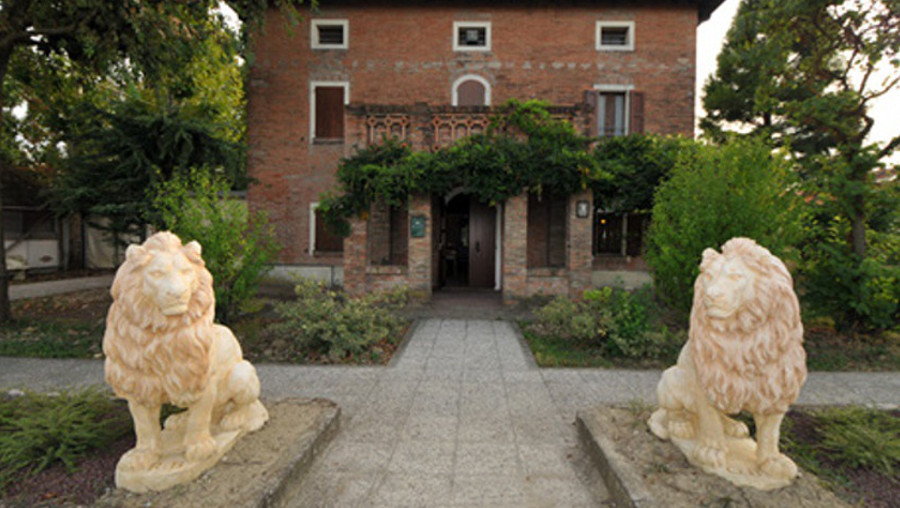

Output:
xmin=585 ymin=87 xmax=644 ymax=137
xmin=310 ymin=81 xmax=349 ymax=142
xmin=596 ymin=21 xmax=634 ymax=51
xmin=453 ymin=21 xmax=491 ymax=52
xmin=452 ymin=75 xmax=491 ymax=106
xmin=311 ymin=19 xmax=349 ymax=50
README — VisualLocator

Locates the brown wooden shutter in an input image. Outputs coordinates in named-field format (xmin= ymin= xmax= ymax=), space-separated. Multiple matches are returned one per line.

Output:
xmin=315 ymin=86 xmax=344 ymax=140
xmin=315 ymin=208 xmax=344 ymax=253
xmin=629 ymin=91 xmax=645 ymax=134
xmin=584 ymin=90 xmax=599 ymax=137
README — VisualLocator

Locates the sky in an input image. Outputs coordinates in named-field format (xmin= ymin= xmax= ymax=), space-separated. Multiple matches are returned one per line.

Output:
xmin=696 ymin=0 xmax=900 ymax=160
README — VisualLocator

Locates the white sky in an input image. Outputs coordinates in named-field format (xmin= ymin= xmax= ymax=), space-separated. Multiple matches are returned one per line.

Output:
xmin=696 ymin=0 xmax=900 ymax=161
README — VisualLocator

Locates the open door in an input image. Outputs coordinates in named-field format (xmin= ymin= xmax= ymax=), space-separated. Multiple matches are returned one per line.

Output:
xmin=468 ymin=200 xmax=496 ymax=288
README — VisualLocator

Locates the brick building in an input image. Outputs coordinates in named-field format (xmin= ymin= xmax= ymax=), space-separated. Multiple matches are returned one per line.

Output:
xmin=247 ymin=0 xmax=723 ymax=302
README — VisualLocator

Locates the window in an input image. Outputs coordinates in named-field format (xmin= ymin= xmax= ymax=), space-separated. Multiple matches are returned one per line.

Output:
xmin=527 ymin=194 xmax=567 ymax=269
xmin=594 ymin=212 xmax=648 ymax=256
xmin=585 ymin=87 xmax=644 ymax=137
xmin=453 ymin=21 xmax=491 ymax=52
xmin=310 ymin=82 xmax=348 ymax=142
xmin=452 ymin=74 xmax=491 ymax=106
xmin=311 ymin=19 xmax=348 ymax=50
xmin=596 ymin=21 xmax=635 ymax=51
xmin=309 ymin=203 xmax=344 ymax=254
xmin=368 ymin=200 xmax=408 ymax=266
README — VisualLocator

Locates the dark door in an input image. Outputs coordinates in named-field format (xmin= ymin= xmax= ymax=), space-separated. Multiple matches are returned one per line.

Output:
xmin=468 ymin=200 xmax=496 ymax=288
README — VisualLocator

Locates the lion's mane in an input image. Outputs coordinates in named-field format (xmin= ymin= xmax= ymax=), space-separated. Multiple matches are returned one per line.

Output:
xmin=690 ymin=238 xmax=807 ymax=416
xmin=103 ymin=232 xmax=216 ymax=408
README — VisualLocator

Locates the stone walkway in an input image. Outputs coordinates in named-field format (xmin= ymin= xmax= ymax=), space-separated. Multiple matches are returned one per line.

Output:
xmin=2 ymin=318 xmax=899 ymax=506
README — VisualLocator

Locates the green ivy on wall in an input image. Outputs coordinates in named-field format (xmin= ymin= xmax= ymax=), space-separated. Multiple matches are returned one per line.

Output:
xmin=318 ymin=99 xmax=686 ymax=236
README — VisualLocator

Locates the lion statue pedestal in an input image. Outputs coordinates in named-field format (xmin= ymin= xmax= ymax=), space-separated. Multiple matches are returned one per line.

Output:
xmin=103 ymin=232 xmax=269 ymax=493
xmin=648 ymin=238 xmax=807 ymax=491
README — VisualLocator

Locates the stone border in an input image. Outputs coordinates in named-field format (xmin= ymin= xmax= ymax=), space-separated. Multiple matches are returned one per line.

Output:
xmin=576 ymin=408 xmax=657 ymax=508
xmin=96 ymin=398 xmax=341 ymax=508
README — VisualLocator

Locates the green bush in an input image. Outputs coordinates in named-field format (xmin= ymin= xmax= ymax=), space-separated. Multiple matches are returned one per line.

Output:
xmin=528 ymin=287 xmax=680 ymax=360
xmin=152 ymin=169 xmax=280 ymax=324
xmin=799 ymin=179 xmax=900 ymax=331
xmin=0 ymin=388 xmax=131 ymax=492
xmin=272 ymin=279 xmax=408 ymax=362
xmin=645 ymin=137 xmax=803 ymax=314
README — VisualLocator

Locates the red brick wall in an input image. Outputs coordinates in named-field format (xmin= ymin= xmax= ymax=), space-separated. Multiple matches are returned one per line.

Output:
xmin=247 ymin=1 xmax=698 ymax=265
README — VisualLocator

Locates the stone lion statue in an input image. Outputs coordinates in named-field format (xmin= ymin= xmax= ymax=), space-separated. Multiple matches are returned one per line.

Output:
xmin=648 ymin=237 xmax=807 ymax=490
xmin=103 ymin=232 xmax=268 ymax=491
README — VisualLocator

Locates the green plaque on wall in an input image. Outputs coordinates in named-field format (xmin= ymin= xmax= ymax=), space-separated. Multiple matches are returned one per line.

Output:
xmin=410 ymin=215 xmax=426 ymax=238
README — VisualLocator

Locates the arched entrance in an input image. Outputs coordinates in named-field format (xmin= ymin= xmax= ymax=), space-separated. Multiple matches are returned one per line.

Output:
xmin=436 ymin=192 xmax=497 ymax=288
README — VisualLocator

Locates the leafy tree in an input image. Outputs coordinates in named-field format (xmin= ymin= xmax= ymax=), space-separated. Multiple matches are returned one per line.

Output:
xmin=0 ymin=0 xmax=313 ymax=322
xmin=702 ymin=0 xmax=899 ymax=255
xmin=152 ymin=169 xmax=279 ymax=324
xmin=701 ymin=0 xmax=900 ymax=329
xmin=645 ymin=138 xmax=803 ymax=314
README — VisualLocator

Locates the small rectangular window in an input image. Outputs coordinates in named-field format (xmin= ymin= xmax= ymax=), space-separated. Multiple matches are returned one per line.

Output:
xmin=596 ymin=21 xmax=634 ymax=51
xmin=314 ymin=85 xmax=345 ymax=141
xmin=453 ymin=21 xmax=491 ymax=52
xmin=311 ymin=19 xmax=348 ymax=50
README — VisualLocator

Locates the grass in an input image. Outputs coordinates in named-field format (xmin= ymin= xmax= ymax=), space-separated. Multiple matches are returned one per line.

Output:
xmin=0 ymin=387 xmax=132 ymax=494
xmin=521 ymin=328 xmax=679 ymax=369
xmin=782 ymin=407 xmax=900 ymax=506
xmin=0 ymin=320 xmax=104 ymax=358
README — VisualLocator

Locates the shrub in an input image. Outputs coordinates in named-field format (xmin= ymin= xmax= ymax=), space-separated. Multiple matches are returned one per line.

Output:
xmin=272 ymin=279 xmax=408 ymax=362
xmin=0 ymin=388 xmax=131 ymax=492
xmin=528 ymin=287 xmax=680 ymax=360
xmin=645 ymin=137 xmax=803 ymax=314
xmin=152 ymin=169 xmax=280 ymax=324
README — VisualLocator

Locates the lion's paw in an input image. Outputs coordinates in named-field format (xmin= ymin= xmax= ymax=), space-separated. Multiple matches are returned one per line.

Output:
xmin=722 ymin=416 xmax=749 ymax=438
xmin=164 ymin=411 xmax=188 ymax=430
xmin=760 ymin=454 xmax=798 ymax=479
xmin=185 ymin=436 xmax=218 ymax=462
xmin=221 ymin=401 xmax=268 ymax=432
xmin=693 ymin=444 xmax=726 ymax=469
xmin=119 ymin=447 xmax=159 ymax=471
xmin=669 ymin=419 xmax=695 ymax=439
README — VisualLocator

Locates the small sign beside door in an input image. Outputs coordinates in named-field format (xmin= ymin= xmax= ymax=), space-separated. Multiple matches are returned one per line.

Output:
xmin=410 ymin=215 xmax=427 ymax=238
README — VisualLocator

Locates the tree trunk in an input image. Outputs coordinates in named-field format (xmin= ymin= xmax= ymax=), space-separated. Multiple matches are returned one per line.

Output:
xmin=850 ymin=204 xmax=867 ymax=259
xmin=0 ymin=45 xmax=13 ymax=322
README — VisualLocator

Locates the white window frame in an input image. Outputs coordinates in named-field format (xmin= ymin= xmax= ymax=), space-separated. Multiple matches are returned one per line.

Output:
xmin=593 ymin=84 xmax=635 ymax=136
xmin=309 ymin=202 xmax=320 ymax=255
xmin=595 ymin=21 xmax=635 ymax=51
xmin=309 ymin=81 xmax=350 ymax=143
xmin=451 ymin=74 xmax=492 ymax=106
xmin=311 ymin=19 xmax=349 ymax=50
xmin=453 ymin=21 xmax=492 ymax=52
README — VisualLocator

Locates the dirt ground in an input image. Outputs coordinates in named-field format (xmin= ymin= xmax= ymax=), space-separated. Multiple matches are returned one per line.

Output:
xmin=587 ymin=406 xmax=899 ymax=508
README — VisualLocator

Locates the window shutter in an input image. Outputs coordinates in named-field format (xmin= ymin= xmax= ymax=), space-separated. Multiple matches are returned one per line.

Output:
xmin=315 ymin=208 xmax=344 ymax=253
xmin=315 ymin=86 xmax=345 ymax=139
xmin=629 ymin=91 xmax=645 ymax=134
xmin=584 ymin=90 xmax=599 ymax=137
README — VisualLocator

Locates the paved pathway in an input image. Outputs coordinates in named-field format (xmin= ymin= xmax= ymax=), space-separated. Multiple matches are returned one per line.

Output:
xmin=2 ymin=318 xmax=899 ymax=507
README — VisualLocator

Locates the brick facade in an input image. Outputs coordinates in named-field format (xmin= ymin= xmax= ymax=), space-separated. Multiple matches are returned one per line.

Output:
xmin=247 ymin=0 xmax=715 ymax=299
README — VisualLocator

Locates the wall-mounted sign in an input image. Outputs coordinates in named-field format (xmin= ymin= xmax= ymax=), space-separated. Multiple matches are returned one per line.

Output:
xmin=410 ymin=215 xmax=427 ymax=238
xmin=576 ymin=200 xmax=590 ymax=218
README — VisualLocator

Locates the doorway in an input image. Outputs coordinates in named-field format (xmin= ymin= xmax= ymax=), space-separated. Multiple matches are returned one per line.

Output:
xmin=437 ymin=193 xmax=496 ymax=288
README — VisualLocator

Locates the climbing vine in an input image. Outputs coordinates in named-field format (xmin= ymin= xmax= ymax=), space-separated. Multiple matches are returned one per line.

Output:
xmin=318 ymin=99 xmax=687 ymax=236
xmin=318 ymin=100 xmax=607 ymax=235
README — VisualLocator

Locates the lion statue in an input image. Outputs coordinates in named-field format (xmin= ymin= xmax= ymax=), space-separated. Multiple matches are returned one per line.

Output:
xmin=648 ymin=237 xmax=807 ymax=490
xmin=103 ymin=232 xmax=268 ymax=491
